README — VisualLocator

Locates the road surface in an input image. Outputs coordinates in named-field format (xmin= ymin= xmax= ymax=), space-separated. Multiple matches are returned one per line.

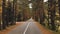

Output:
xmin=8 ymin=18 xmax=42 ymax=34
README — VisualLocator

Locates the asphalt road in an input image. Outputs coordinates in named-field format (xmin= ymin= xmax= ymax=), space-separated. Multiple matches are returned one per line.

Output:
xmin=8 ymin=18 xmax=42 ymax=34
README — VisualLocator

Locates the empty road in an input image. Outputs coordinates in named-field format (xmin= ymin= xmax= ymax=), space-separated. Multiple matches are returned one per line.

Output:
xmin=8 ymin=18 xmax=42 ymax=34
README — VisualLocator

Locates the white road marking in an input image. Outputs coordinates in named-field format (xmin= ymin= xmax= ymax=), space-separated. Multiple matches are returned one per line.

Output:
xmin=23 ymin=22 xmax=31 ymax=34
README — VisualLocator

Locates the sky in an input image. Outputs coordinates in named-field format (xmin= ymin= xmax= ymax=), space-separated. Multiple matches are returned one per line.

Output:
xmin=44 ymin=0 xmax=48 ymax=2
xmin=29 ymin=3 xmax=32 ymax=8
xmin=6 ymin=0 xmax=48 ymax=2
xmin=28 ymin=0 xmax=48 ymax=8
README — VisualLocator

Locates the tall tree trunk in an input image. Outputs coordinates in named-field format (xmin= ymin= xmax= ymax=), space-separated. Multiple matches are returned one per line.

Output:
xmin=36 ymin=0 xmax=45 ymax=25
xmin=8 ymin=0 xmax=16 ymax=25
xmin=13 ymin=0 xmax=17 ymax=25
xmin=58 ymin=0 xmax=60 ymax=22
xmin=2 ymin=0 xmax=6 ymax=29
xmin=33 ymin=0 xmax=45 ymax=24
xmin=48 ymin=0 xmax=56 ymax=31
